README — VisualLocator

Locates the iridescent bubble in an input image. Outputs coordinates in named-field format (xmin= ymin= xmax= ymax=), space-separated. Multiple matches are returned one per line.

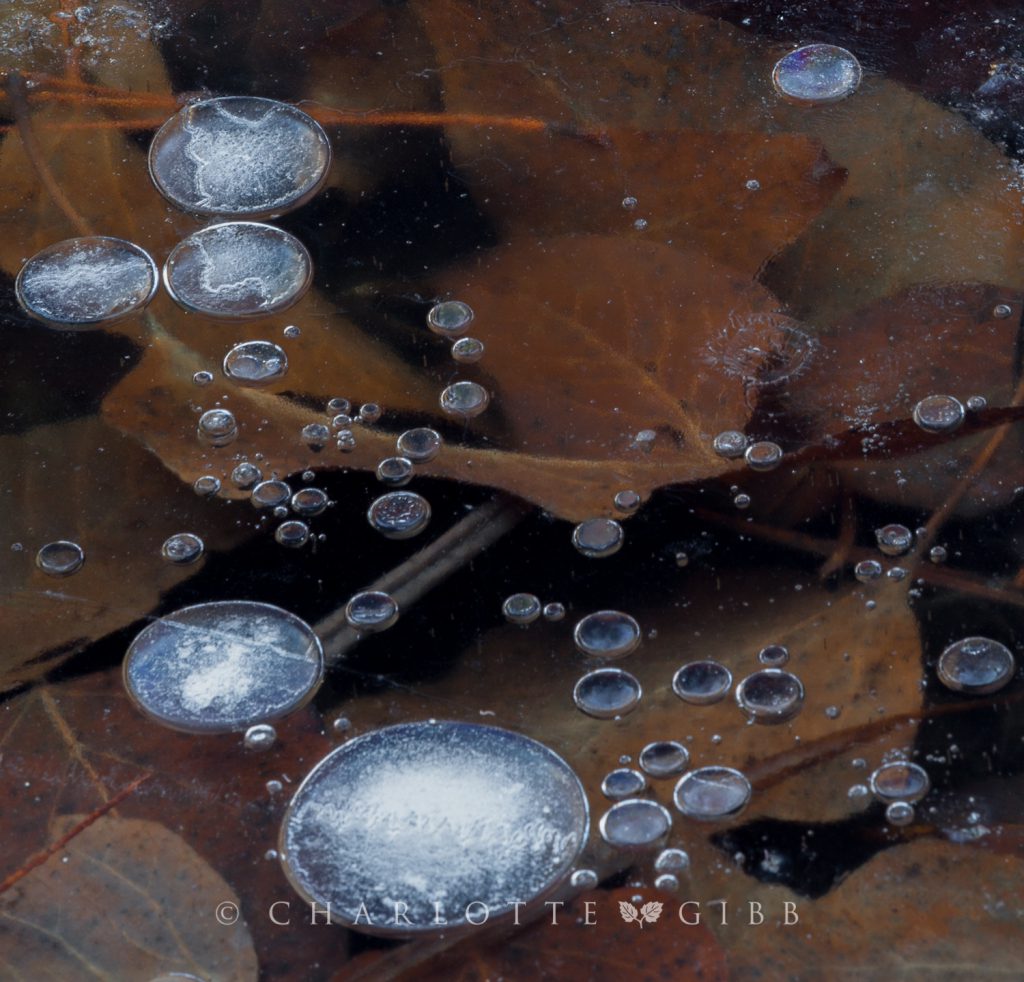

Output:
xmin=572 ymin=518 xmax=624 ymax=558
xmin=772 ymin=44 xmax=862 ymax=105
xmin=344 ymin=592 xmax=399 ymax=633
xmin=197 ymin=408 xmax=237 ymax=447
xmin=291 ymin=488 xmax=328 ymax=516
xmin=599 ymin=799 xmax=672 ymax=847
xmin=192 ymin=475 xmax=221 ymax=497
xmin=654 ymin=848 xmax=690 ymax=873
xmin=713 ymin=430 xmax=748 ymax=459
xmin=674 ymin=767 xmax=752 ymax=820
xmin=503 ymin=593 xmax=542 ymax=625
xmin=451 ymin=337 xmax=485 ymax=363
xmin=244 ymin=723 xmax=277 ymax=751
xmin=854 ymin=559 xmax=883 ymax=582
xmin=869 ymin=761 xmax=930 ymax=803
xmin=744 ymin=441 xmax=783 ymax=471
xmin=885 ymin=801 xmax=915 ymax=827
xmin=937 ymin=637 xmax=1015 ymax=695
xmin=36 ymin=540 xmax=84 ymax=577
xmin=757 ymin=644 xmax=789 ymax=666
xmin=672 ymin=661 xmax=732 ymax=705
xmin=440 ymin=380 xmax=490 ymax=418
xmin=735 ymin=669 xmax=805 ymax=724
xmin=367 ymin=491 xmax=431 ymax=539
xmin=396 ymin=428 xmax=442 ymax=462
xmin=148 ymin=96 xmax=332 ymax=218
xmin=251 ymin=480 xmax=291 ymax=509
xmin=638 ymin=741 xmax=690 ymax=778
xmin=161 ymin=532 xmax=204 ymax=565
xmin=223 ymin=340 xmax=288 ymax=386
xmin=876 ymin=524 xmax=913 ymax=556
xmin=573 ymin=668 xmax=642 ymax=718
xmin=123 ymin=600 xmax=323 ymax=733
xmin=231 ymin=462 xmax=261 ymax=489
xmin=278 ymin=721 xmax=588 ymax=933
xmin=376 ymin=457 xmax=414 ymax=486
xmin=912 ymin=395 xmax=964 ymax=434
xmin=427 ymin=300 xmax=474 ymax=337
xmin=573 ymin=610 xmax=641 ymax=658
xmin=164 ymin=222 xmax=313 ymax=318
xmin=16 ymin=236 xmax=158 ymax=327
xmin=275 ymin=520 xmax=310 ymax=548
xmin=601 ymin=768 xmax=647 ymax=800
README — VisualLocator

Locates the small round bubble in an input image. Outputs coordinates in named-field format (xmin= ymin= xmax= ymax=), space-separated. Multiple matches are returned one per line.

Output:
xmin=336 ymin=430 xmax=357 ymax=452
xmin=503 ymin=593 xmax=542 ymax=624
xmin=291 ymin=488 xmax=328 ymax=516
xmin=197 ymin=408 xmax=237 ymax=447
xmin=869 ymin=761 xmax=930 ymax=803
xmin=713 ymin=430 xmax=748 ymax=459
xmin=543 ymin=602 xmax=566 ymax=621
xmin=885 ymin=801 xmax=915 ymax=827
xmin=937 ymin=636 xmax=1015 ymax=695
xmin=283 ymin=325 xmax=301 ymax=338
xmin=573 ymin=668 xmax=642 ymax=718
xmin=427 ymin=300 xmax=474 ymax=337
xmin=573 ymin=610 xmax=641 ymax=658
xmin=396 ymin=428 xmax=441 ymax=462
xmin=571 ymin=869 xmax=599 ymax=890
xmin=613 ymin=490 xmax=641 ymax=514
xmin=654 ymin=874 xmax=679 ymax=891
xmin=376 ymin=456 xmax=414 ymax=486
xmin=223 ymin=340 xmax=288 ymax=387
xmin=275 ymin=520 xmax=310 ymax=548
xmin=672 ymin=661 xmax=732 ymax=705
xmin=639 ymin=741 xmax=690 ymax=778
xmin=735 ymin=669 xmax=805 ymax=724
xmin=193 ymin=370 xmax=214 ymax=387
xmin=451 ymin=337 xmax=485 ymax=363
xmin=161 ymin=533 xmax=204 ymax=565
xmin=757 ymin=644 xmax=789 ymax=666
xmin=966 ymin=395 xmax=987 ymax=411
xmin=36 ymin=541 xmax=84 ymax=577
xmin=674 ymin=766 xmax=752 ymax=821
xmin=301 ymin=423 xmax=330 ymax=448
xmin=440 ymin=380 xmax=489 ymax=418
xmin=912 ymin=394 xmax=964 ymax=434
xmin=855 ymin=559 xmax=883 ymax=582
xmin=193 ymin=475 xmax=221 ymax=497
xmin=655 ymin=848 xmax=690 ymax=873
xmin=244 ymin=723 xmax=277 ymax=751
xmin=326 ymin=397 xmax=350 ymax=415
xmin=876 ymin=524 xmax=913 ymax=556
xmin=367 ymin=491 xmax=431 ymax=539
xmin=772 ymin=44 xmax=862 ymax=104
xmin=993 ymin=303 xmax=1013 ymax=319
xmin=231 ymin=462 xmax=261 ymax=488
xmin=599 ymin=799 xmax=672 ymax=847
xmin=744 ymin=441 xmax=783 ymax=471
xmin=344 ymin=592 xmax=399 ymax=633
xmin=251 ymin=480 xmax=291 ymax=508
xmin=572 ymin=518 xmax=624 ymax=558
xmin=358 ymin=403 xmax=381 ymax=424
xmin=601 ymin=768 xmax=647 ymax=799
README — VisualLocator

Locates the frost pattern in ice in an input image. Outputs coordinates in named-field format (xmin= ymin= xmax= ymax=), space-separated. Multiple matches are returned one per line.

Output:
xmin=123 ymin=601 xmax=323 ymax=733
xmin=163 ymin=222 xmax=312 ymax=317
xmin=280 ymin=722 xmax=589 ymax=933
xmin=149 ymin=96 xmax=331 ymax=218
xmin=17 ymin=237 xmax=158 ymax=326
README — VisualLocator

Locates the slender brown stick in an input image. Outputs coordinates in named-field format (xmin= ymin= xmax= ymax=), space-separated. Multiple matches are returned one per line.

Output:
xmin=316 ymin=496 xmax=529 ymax=661
xmin=0 ymin=772 xmax=151 ymax=895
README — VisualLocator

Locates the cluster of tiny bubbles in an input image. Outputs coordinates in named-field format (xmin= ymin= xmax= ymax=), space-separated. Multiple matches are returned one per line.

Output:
xmin=570 ymin=869 xmax=599 ymax=890
xmin=543 ymin=602 xmax=566 ymax=621
xmin=376 ymin=456 xmax=414 ymax=486
xmin=197 ymin=408 xmax=238 ymax=447
xmin=876 ymin=523 xmax=913 ymax=556
xmin=223 ymin=340 xmax=288 ymax=387
xmin=397 ymin=427 xmax=442 ymax=462
xmin=613 ymin=489 xmax=641 ymax=514
xmin=673 ymin=766 xmax=752 ymax=820
xmin=885 ymin=801 xmax=915 ymax=827
xmin=283 ymin=325 xmax=301 ymax=339
xmin=344 ymin=592 xmax=400 ymax=633
xmin=148 ymin=96 xmax=332 ymax=219
xmin=928 ymin=545 xmax=948 ymax=564
xmin=993 ymin=303 xmax=1014 ymax=319
xmin=599 ymin=799 xmax=672 ymax=847
xmin=192 ymin=370 xmax=214 ymax=387
xmin=291 ymin=488 xmax=329 ymax=517
xmin=244 ymin=723 xmax=277 ymax=751
xmin=772 ymin=43 xmax=862 ymax=104
xmin=164 ymin=223 xmax=313 ymax=318
xmin=572 ymin=517 xmax=624 ymax=558
xmin=123 ymin=600 xmax=323 ymax=733
xmin=712 ymin=430 xmax=748 ymax=459
xmin=638 ymin=741 xmax=690 ymax=778
xmin=451 ymin=336 xmax=485 ymax=363
xmin=36 ymin=540 xmax=85 ymax=577
xmin=601 ymin=768 xmax=647 ymax=799
xmin=327 ymin=397 xmax=350 ymax=415
xmin=654 ymin=874 xmax=679 ymax=891
xmin=426 ymin=299 xmax=474 ymax=337
xmin=854 ymin=558 xmax=883 ymax=582
xmin=735 ymin=669 xmax=805 ymax=724
xmin=868 ymin=761 xmax=931 ymax=803
xmin=654 ymin=847 xmax=690 ymax=873
xmin=757 ymin=644 xmax=789 ymax=666
xmin=275 ymin=520 xmax=310 ymax=548
xmin=336 ymin=429 xmax=357 ymax=453
xmin=672 ymin=660 xmax=733 ymax=705
xmin=301 ymin=422 xmax=330 ymax=449
xmin=15 ymin=236 xmax=159 ymax=327
xmin=573 ymin=610 xmax=641 ymax=658
xmin=937 ymin=636 xmax=1016 ymax=695
xmin=440 ymin=380 xmax=490 ymax=418
xmin=503 ymin=593 xmax=542 ymax=625
xmin=193 ymin=475 xmax=221 ymax=497
xmin=631 ymin=429 xmax=657 ymax=452
xmin=965 ymin=395 xmax=988 ymax=411
xmin=161 ymin=532 xmax=204 ymax=565
xmin=744 ymin=440 xmax=783 ymax=472
xmin=231 ymin=461 xmax=261 ymax=488
xmin=912 ymin=394 xmax=965 ymax=434
xmin=251 ymin=480 xmax=291 ymax=509
xmin=733 ymin=492 xmax=752 ymax=510
xmin=367 ymin=490 xmax=431 ymax=539
xmin=359 ymin=403 xmax=382 ymax=424
xmin=573 ymin=668 xmax=642 ymax=718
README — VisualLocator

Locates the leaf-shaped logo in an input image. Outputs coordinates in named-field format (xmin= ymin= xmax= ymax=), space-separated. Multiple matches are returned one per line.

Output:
xmin=618 ymin=901 xmax=639 ymax=924
xmin=639 ymin=901 xmax=664 ymax=925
